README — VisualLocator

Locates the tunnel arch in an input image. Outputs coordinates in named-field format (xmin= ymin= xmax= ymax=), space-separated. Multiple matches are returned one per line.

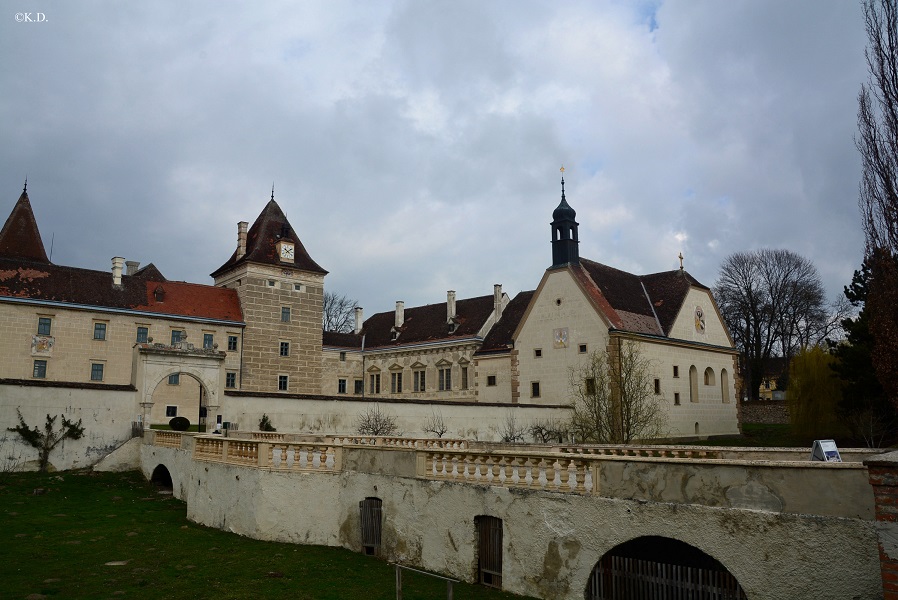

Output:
xmin=150 ymin=463 xmax=173 ymax=489
xmin=585 ymin=536 xmax=746 ymax=599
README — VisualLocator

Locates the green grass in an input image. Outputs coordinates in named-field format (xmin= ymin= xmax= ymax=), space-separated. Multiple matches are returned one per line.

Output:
xmin=0 ymin=470 xmax=533 ymax=600
xmin=685 ymin=423 xmax=811 ymax=447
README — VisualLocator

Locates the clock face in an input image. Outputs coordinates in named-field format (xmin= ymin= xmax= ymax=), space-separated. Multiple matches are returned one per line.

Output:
xmin=280 ymin=244 xmax=294 ymax=260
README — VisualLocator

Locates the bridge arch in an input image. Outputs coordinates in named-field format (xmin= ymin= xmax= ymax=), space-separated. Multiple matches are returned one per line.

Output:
xmin=585 ymin=536 xmax=746 ymax=599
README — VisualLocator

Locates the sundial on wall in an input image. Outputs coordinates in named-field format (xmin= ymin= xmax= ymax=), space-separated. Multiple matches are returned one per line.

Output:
xmin=694 ymin=306 xmax=706 ymax=334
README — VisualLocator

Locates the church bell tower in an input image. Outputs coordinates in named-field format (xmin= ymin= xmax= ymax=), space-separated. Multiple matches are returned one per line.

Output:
xmin=550 ymin=174 xmax=579 ymax=268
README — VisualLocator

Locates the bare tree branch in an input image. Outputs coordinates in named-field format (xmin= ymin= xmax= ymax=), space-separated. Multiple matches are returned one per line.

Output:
xmin=323 ymin=291 xmax=360 ymax=333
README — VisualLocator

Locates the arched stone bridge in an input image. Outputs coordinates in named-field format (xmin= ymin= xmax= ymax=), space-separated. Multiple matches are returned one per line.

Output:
xmin=140 ymin=431 xmax=888 ymax=599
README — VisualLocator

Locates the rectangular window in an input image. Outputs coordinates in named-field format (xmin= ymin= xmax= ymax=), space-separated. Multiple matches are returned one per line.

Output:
xmin=225 ymin=372 xmax=236 ymax=388
xmin=136 ymin=326 xmax=148 ymax=343
xmin=461 ymin=366 xmax=469 ymax=390
xmin=33 ymin=359 xmax=47 ymax=379
xmin=37 ymin=317 xmax=51 ymax=336
xmin=391 ymin=372 xmax=403 ymax=394
xmin=579 ymin=343 xmax=588 ymax=354
xmin=439 ymin=368 xmax=451 ymax=391
xmin=339 ymin=351 xmax=347 ymax=361
xmin=354 ymin=379 xmax=364 ymax=394
xmin=654 ymin=379 xmax=661 ymax=394
xmin=171 ymin=330 xmax=183 ymax=344
xmin=203 ymin=333 xmax=214 ymax=349
xmin=279 ymin=341 xmax=290 ymax=357
xmin=338 ymin=379 xmax=347 ymax=394
xmin=93 ymin=322 xmax=107 ymax=340
xmin=585 ymin=377 xmax=596 ymax=396
xmin=674 ymin=392 xmax=681 ymax=405
xmin=267 ymin=280 xmax=276 ymax=287
xmin=369 ymin=373 xmax=381 ymax=394
xmin=487 ymin=375 xmax=497 ymax=386
xmin=414 ymin=370 xmax=426 ymax=392
xmin=165 ymin=405 xmax=177 ymax=418
xmin=294 ymin=283 xmax=303 ymax=292
xmin=278 ymin=375 xmax=289 ymax=391
xmin=90 ymin=363 xmax=104 ymax=381
xmin=673 ymin=365 xmax=680 ymax=378
xmin=531 ymin=381 xmax=541 ymax=398
xmin=168 ymin=373 xmax=180 ymax=385
xmin=227 ymin=335 xmax=238 ymax=351
xmin=281 ymin=306 xmax=291 ymax=322
xmin=534 ymin=348 xmax=542 ymax=358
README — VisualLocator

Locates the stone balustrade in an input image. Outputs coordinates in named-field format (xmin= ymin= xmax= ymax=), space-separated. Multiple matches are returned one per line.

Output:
xmin=251 ymin=431 xmax=285 ymax=441
xmin=191 ymin=435 xmax=341 ymax=472
xmin=153 ymin=430 xmax=188 ymax=448
xmin=556 ymin=444 xmax=722 ymax=459
xmin=332 ymin=435 xmax=468 ymax=450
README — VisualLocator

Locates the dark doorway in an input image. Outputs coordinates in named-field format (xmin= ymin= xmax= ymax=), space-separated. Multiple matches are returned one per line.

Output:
xmin=150 ymin=464 xmax=173 ymax=491
xmin=476 ymin=515 xmax=503 ymax=588
xmin=359 ymin=497 xmax=382 ymax=555
xmin=585 ymin=536 xmax=746 ymax=599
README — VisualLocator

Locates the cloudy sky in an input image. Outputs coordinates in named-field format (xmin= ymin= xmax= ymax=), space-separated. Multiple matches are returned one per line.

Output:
xmin=0 ymin=1 xmax=870 ymax=316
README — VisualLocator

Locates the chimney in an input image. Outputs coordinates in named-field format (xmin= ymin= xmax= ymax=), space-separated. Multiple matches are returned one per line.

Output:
xmin=494 ymin=284 xmax=503 ymax=320
xmin=395 ymin=301 xmax=404 ymax=329
xmin=236 ymin=221 xmax=249 ymax=259
xmin=354 ymin=307 xmax=364 ymax=335
xmin=125 ymin=260 xmax=140 ymax=276
xmin=447 ymin=290 xmax=456 ymax=323
xmin=111 ymin=257 xmax=124 ymax=286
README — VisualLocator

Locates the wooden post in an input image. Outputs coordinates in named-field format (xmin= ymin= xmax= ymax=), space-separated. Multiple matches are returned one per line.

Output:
xmin=446 ymin=580 xmax=453 ymax=600
xmin=395 ymin=564 xmax=402 ymax=600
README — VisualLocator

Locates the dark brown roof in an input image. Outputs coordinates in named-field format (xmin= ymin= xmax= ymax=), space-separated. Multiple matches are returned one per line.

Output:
xmin=577 ymin=258 xmax=707 ymax=337
xmin=0 ymin=190 xmax=50 ymax=263
xmin=322 ymin=330 xmax=363 ymax=348
xmin=0 ymin=257 xmax=242 ymax=322
xmin=476 ymin=290 xmax=535 ymax=354
xmin=361 ymin=294 xmax=496 ymax=348
xmin=211 ymin=198 xmax=326 ymax=278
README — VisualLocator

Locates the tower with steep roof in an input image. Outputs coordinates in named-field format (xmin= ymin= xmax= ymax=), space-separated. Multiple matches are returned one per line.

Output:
xmin=212 ymin=193 xmax=327 ymax=394
xmin=550 ymin=176 xmax=579 ymax=268
xmin=0 ymin=184 xmax=50 ymax=263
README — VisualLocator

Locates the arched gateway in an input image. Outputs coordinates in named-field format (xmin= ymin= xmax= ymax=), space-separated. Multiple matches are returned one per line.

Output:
xmin=585 ymin=536 xmax=747 ymax=600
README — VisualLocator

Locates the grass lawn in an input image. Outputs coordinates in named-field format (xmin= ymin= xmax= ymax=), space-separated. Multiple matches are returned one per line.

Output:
xmin=0 ymin=470 xmax=534 ymax=600
xmin=686 ymin=423 xmax=812 ymax=447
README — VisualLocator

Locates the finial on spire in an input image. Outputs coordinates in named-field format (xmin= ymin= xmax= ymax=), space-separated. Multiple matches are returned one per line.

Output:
xmin=560 ymin=165 xmax=566 ymax=199
xmin=22 ymin=177 xmax=27 ymax=194
xmin=271 ymin=183 xmax=275 ymax=202
xmin=678 ymin=252 xmax=684 ymax=271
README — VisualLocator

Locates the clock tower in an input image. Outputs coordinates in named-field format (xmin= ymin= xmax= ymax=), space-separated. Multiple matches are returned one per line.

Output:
xmin=211 ymin=192 xmax=327 ymax=394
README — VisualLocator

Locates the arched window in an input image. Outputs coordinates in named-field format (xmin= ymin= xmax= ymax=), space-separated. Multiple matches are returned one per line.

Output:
xmin=704 ymin=367 xmax=715 ymax=386
xmin=689 ymin=366 xmax=698 ymax=403
xmin=721 ymin=369 xmax=730 ymax=403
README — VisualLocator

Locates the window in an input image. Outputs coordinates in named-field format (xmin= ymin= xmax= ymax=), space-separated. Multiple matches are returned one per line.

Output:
xmin=267 ymin=280 xmax=276 ymax=287
xmin=369 ymin=373 xmax=381 ymax=394
xmin=585 ymin=377 xmax=596 ymax=396
xmin=168 ymin=373 xmax=180 ymax=385
xmin=93 ymin=322 xmax=107 ymax=340
xmin=228 ymin=335 xmax=238 ymax=351
xmin=33 ymin=359 xmax=47 ymax=379
xmin=339 ymin=351 xmax=347 ymax=361
xmin=674 ymin=392 xmax=681 ymax=405
xmin=764 ymin=379 xmax=771 ymax=390
xmin=338 ymin=379 xmax=347 ymax=394
xmin=281 ymin=306 xmax=291 ymax=322
xmin=487 ymin=375 xmax=497 ymax=386
xmin=90 ymin=363 xmax=104 ymax=381
xmin=689 ymin=365 xmax=699 ymax=403
xmin=354 ymin=379 xmax=364 ymax=394
xmin=203 ymin=333 xmax=214 ymax=349
xmin=534 ymin=348 xmax=542 ymax=358
xmin=165 ymin=406 xmax=177 ymax=418
xmin=225 ymin=372 xmax=236 ymax=388
xmin=279 ymin=341 xmax=290 ymax=357
xmin=136 ymin=326 xmax=148 ymax=343
xmin=579 ymin=343 xmax=588 ymax=354
xmin=278 ymin=375 xmax=289 ymax=391
xmin=171 ymin=330 xmax=183 ymax=344
xmin=439 ymin=367 xmax=451 ymax=391
xmin=704 ymin=367 xmax=715 ymax=386
xmin=531 ymin=381 xmax=541 ymax=398
xmin=391 ymin=372 xmax=403 ymax=394
xmin=414 ymin=370 xmax=426 ymax=392
xmin=294 ymin=283 xmax=303 ymax=292
xmin=37 ymin=317 xmax=51 ymax=335
xmin=461 ymin=367 xmax=469 ymax=390
xmin=673 ymin=365 xmax=680 ymax=378
xmin=721 ymin=369 xmax=730 ymax=403
xmin=654 ymin=378 xmax=660 ymax=394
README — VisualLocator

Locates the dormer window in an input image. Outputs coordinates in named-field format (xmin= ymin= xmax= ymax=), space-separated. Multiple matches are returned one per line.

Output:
xmin=390 ymin=327 xmax=399 ymax=341
xmin=448 ymin=317 xmax=459 ymax=335
xmin=154 ymin=285 xmax=165 ymax=302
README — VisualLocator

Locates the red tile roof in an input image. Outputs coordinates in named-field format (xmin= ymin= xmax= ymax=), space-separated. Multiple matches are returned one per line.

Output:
xmin=0 ymin=190 xmax=50 ymax=263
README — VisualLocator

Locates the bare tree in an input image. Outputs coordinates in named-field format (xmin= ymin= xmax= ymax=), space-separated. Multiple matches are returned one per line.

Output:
xmin=422 ymin=410 xmax=448 ymax=438
xmin=323 ymin=291 xmax=360 ymax=333
xmin=568 ymin=341 xmax=666 ymax=444
xmin=8 ymin=409 xmax=84 ymax=472
xmin=499 ymin=411 xmax=526 ymax=443
xmin=528 ymin=419 xmax=568 ymax=444
xmin=857 ymin=0 xmax=898 ymax=410
xmin=714 ymin=249 xmax=830 ymax=401
xmin=355 ymin=404 xmax=398 ymax=436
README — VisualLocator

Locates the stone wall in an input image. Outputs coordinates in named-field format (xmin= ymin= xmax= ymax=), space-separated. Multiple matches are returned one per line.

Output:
xmin=741 ymin=400 xmax=790 ymax=424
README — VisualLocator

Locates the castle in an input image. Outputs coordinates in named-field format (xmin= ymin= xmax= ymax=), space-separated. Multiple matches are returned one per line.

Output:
xmin=0 ymin=178 xmax=738 ymax=467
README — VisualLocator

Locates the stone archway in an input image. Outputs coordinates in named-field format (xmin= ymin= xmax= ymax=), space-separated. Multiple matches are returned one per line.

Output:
xmin=133 ymin=342 xmax=226 ymax=430
xmin=585 ymin=536 xmax=746 ymax=599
